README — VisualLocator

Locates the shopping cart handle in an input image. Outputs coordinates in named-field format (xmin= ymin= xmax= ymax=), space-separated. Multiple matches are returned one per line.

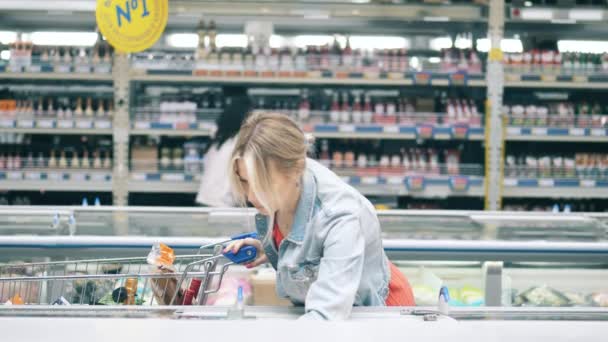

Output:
xmin=223 ymin=245 xmax=257 ymax=264
xmin=231 ymin=232 xmax=258 ymax=241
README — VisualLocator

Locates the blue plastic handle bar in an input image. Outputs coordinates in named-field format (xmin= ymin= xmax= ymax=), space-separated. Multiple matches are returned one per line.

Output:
xmin=230 ymin=232 xmax=258 ymax=241
xmin=223 ymin=245 xmax=257 ymax=264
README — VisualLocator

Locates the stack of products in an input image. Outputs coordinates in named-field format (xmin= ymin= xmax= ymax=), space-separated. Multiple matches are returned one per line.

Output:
xmin=0 ymin=148 xmax=112 ymax=171
xmin=505 ymin=153 xmax=608 ymax=179
xmin=317 ymin=139 xmax=466 ymax=176
xmin=504 ymin=50 xmax=608 ymax=74
xmin=504 ymin=102 xmax=608 ymax=128
xmin=131 ymin=137 xmax=207 ymax=174
xmin=0 ymin=95 xmax=113 ymax=120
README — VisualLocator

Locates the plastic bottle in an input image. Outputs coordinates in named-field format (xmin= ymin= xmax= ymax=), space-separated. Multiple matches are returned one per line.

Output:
xmin=227 ymin=286 xmax=245 ymax=320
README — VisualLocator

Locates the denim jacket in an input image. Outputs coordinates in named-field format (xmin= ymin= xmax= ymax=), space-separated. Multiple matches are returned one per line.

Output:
xmin=254 ymin=158 xmax=390 ymax=320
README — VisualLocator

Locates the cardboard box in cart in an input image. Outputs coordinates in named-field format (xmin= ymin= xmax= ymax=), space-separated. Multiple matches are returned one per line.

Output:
xmin=250 ymin=269 xmax=292 ymax=307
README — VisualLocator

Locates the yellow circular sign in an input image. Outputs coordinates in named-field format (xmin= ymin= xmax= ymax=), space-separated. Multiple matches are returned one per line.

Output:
xmin=96 ymin=0 xmax=168 ymax=53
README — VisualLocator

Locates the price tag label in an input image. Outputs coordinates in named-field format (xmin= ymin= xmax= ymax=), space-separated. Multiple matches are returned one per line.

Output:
xmin=541 ymin=74 xmax=556 ymax=82
xmin=75 ymin=65 xmax=91 ymax=73
xmin=539 ymin=179 xmax=554 ymax=187
xmin=532 ymin=127 xmax=548 ymax=136
xmin=24 ymin=172 xmax=42 ymax=180
xmin=387 ymin=176 xmax=403 ymax=185
xmin=384 ymin=126 xmax=399 ymax=134
xmin=451 ymin=124 xmax=469 ymax=139
xmin=48 ymin=172 xmax=63 ymax=181
xmin=573 ymin=75 xmax=587 ymax=83
xmin=449 ymin=176 xmax=470 ymax=191
xmin=55 ymin=64 xmax=71 ymax=73
xmin=134 ymin=121 xmax=151 ymax=129
xmin=71 ymin=173 xmax=87 ymax=182
xmin=7 ymin=172 xmax=22 ymax=180
xmin=0 ymin=119 xmax=15 ymax=128
xmin=581 ymin=179 xmax=596 ymax=187
xmin=75 ymin=120 xmax=93 ymax=129
xmin=570 ymin=128 xmax=585 ymax=136
xmin=406 ymin=176 xmax=425 ymax=191
xmin=17 ymin=120 xmax=34 ymax=128
xmin=131 ymin=173 xmax=147 ymax=181
xmin=162 ymin=173 xmax=185 ymax=182
xmin=27 ymin=65 xmax=42 ymax=73
xmin=91 ymin=173 xmax=110 ymax=182
xmin=503 ymin=178 xmax=518 ymax=186
xmin=339 ymin=124 xmax=355 ymax=133
xmin=591 ymin=129 xmax=605 ymax=137
xmin=37 ymin=119 xmax=55 ymax=128
xmin=507 ymin=127 xmax=522 ymax=135
xmin=361 ymin=176 xmax=378 ymax=185
xmin=94 ymin=64 xmax=112 ymax=74
xmin=95 ymin=120 xmax=112 ymax=129
xmin=57 ymin=120 xmax=74 ymax=129
xmin=387 ymin=72 xmax=404 ymax=80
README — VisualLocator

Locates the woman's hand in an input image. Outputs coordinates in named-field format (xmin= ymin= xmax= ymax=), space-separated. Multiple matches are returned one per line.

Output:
xmin=223 ymin=237 xmax=268 ymax=269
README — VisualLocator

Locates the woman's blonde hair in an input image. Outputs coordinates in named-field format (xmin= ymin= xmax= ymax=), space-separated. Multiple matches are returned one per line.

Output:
xmin=229 ymin=112 xmax=308 ymax=215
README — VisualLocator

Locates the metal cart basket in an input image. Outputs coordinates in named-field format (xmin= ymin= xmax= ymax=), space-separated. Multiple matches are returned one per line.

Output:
xmin=0 ymin=233 xmax=258 ymax=306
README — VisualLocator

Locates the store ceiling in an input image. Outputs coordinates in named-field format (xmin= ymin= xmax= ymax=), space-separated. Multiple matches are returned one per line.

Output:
xmin=0 ymin=1 xmax=606 ymax=40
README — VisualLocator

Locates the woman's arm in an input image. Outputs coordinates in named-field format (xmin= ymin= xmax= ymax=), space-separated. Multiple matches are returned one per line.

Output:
xmin=300 ymin=211 xmax=365 ymax=320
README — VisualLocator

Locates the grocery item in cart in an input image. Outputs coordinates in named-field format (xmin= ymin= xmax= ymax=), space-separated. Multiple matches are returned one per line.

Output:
xmin=147 ymin=243 xmax=176 ymax=268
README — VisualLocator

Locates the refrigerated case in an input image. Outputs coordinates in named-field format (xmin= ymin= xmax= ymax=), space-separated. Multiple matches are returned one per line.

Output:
xmin=1 ymin=206 xmax=607 ymax=309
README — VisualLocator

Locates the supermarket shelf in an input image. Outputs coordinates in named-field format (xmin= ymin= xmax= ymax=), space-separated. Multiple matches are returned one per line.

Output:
xmin=304 ymin=124 xmax=484 ymax=141
xmin=503 ymin=178 xmax=608 ymax=199
xmin=504 ymin=74 xmax=608 ymax=89
xmin=0 ymin=119 xmax=113 ymax=135
xmin=130 ymin=73 xmax=487 ymax=87
xmin=131 ymin=121 xmax=215 ymax=137
xmin=0 ymin=170 xmax=112 ymax=192
xmin=506 ymin=127 xmax=608 ymax=142
xmin=0 ymin=72 xmax=113 ymax=82
xmin=128 ymin=172 xmax=485 ymax=198
xmin=128 ymin=172 xmax=200 ymax=193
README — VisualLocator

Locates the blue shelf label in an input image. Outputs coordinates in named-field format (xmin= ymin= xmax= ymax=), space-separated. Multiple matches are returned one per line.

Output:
xmin=416 ymin=124 xmax=434 ymax=139
xmin=449 ymin=72 xmax=468 ymax=86
xmin=449 ymin=176 xmax=470 ymax=191
xmin=406 ymin=176 xmax=426 ymax=191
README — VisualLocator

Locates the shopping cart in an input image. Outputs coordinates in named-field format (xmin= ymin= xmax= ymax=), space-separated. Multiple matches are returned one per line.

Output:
xmin=0 ymin=232 xmax=258 ymax=306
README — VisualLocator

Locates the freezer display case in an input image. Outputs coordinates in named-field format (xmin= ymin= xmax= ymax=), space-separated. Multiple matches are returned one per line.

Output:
xmin=0 ymin=206 xmax=607 ymax=309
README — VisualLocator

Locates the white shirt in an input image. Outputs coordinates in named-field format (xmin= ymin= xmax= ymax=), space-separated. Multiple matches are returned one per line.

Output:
xmin=196 ymin=137 xmax=237 ymax=207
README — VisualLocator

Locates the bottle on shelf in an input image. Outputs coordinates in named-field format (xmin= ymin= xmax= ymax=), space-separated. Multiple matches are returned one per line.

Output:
xmin=74 ymin=97 xmax=84 ymax=117
xmin=340 ymin=92 xmax=351 ymax=123
xmin=82 ymin=150 xmax=91 ymax=169
xmin=70 ymin=151 xmax=80 ymax=169
xmin=298 ymin=92 xmax=311 ymax=123
xmin=93 ymin=150 xmax=102 ymax=169
xmin=85 ymin=97 xmax=94 ymax=117
xmin=96 ymin=99 xmax=105 ymax=118
xmin=352 ymin=94 xmax=363 ymax=124
xmin=362 ymin=94 xmax=373 ymax=124
xmin=48 ymin=150 xmax=57 ymax=168
xmin=102 ymin=151 xmax=112 ymax=169
xmin=58 ymin=151 xmax=68 ymax=169
xmin=329 ymin=93 xmax=340 ymax=123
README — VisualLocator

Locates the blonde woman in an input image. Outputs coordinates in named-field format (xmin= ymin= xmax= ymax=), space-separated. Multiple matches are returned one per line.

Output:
xmin=224 ymin=112 xmax=415 ymax=320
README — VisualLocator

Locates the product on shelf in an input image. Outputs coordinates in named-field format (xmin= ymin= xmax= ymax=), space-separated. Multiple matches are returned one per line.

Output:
xmin=505 ymin=101 xmax=608 ymax=128
xmin=505 ymin=152 xmax=607 ymax=179
xmin=5 ymin=30 xmax=113 ymax=73
xmin=504 ymin=49 xmax=608 ymax=75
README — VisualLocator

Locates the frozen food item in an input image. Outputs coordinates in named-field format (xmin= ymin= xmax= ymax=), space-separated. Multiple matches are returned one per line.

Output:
xmin=412 ymin=284 xmax=435 ymax=306
xmin=563 ymin=292 xmax=588 ymax=306
xmin=458 ymin=285 xmax=484 ymax=306
xmin=147 ymin=243 xmax=176 ymax=267
xmin=513 ymin=286 xmax=570 ymax=307
xmin=590 ymin=292 xmax=608 ymax=307
xmin=10 ymin=294 xmax=24 ymax=305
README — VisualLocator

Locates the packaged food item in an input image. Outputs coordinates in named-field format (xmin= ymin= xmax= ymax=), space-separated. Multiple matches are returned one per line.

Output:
xmin=513 ymin=286 xmax=570 ymax=307
xmin=590 ymin=292 xmax=608 ymax=307
xmin=146 ymin=243 xmax=176 ymax=268
xmin=125 ymin=278 xmax=138 ymax=305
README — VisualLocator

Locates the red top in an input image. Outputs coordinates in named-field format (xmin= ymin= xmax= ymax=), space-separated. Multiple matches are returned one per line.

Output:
xmin=272 ymin=221 xmax=415 ymax=306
